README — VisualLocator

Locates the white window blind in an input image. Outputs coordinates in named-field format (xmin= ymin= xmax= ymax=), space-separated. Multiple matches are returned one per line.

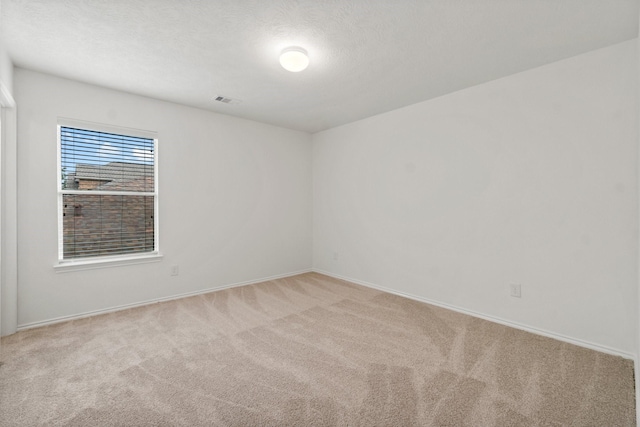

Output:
xmin=58 ymin=125 xmax=158 ymax=261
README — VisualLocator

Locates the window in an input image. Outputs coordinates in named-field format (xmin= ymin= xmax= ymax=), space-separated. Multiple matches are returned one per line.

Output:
xmin=57 ymin=123 xmax=158 ymax=263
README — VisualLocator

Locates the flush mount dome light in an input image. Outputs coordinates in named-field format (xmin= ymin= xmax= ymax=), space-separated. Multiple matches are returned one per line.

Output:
xmin=279 ymin=47 xmax=309 ymax=72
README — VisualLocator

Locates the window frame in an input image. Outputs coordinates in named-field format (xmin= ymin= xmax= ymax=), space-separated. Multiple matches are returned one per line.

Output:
xmin=55 ymin=119 xmax=161 ymax=271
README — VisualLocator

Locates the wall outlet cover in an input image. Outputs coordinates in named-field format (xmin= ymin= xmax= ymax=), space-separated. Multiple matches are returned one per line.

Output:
xmin=510 ymin=284 xmax=522 ymax=298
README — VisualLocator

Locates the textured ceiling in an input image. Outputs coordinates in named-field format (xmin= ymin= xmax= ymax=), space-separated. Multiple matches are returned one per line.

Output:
xmin=1 ymin=0 xmax=638 ymax=133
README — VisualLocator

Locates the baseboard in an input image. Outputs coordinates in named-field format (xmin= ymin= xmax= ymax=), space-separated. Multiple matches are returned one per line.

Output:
xmin=16 ymin=269 xmax=313 ymax=331
xmin=16 ymin=267 xmax=635 ymax=362
xmin=313 ymin=269 xmax=635 ymax=361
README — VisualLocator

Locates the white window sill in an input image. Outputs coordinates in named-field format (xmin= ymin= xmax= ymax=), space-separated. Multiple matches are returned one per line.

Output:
xmin=54 ymin=253 xmax=163 ymax=273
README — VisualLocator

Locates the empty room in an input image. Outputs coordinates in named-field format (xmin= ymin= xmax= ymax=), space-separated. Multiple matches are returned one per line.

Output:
xmin=0 ymin=0 xmax=638 ymax=425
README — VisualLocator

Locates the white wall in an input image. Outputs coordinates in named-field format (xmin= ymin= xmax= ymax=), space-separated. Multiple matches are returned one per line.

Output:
xmin=313 ymin=40 xmax=638 ymax=355
xmin=14 ymin=69 xmax=312 ymax=328
xmin=637 ymin=11 xmax=640 ymax=422
xmin=0 ymin=34 xmax=17 ymax=338
xmin=0 ymin=38 xmax=13 ymax=94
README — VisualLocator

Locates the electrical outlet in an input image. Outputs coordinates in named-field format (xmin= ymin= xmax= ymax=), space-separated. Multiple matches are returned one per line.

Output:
xmin=171 ymin=265 xmax=179 ymax=276
xmin=510 ymin=284 xmax=521 ymax=298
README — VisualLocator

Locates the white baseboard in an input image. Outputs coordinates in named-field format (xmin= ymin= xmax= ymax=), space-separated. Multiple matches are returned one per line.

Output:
xmin=16 ymin=267 xmax=636 ymax=362
xmin=313 ymin=269 xmax=635 ymax=361
xmin=16 ymin=269 xmax=313 ymax=331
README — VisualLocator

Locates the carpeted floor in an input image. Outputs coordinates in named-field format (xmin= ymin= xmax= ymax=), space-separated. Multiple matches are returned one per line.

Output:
xmin=0 ymin=272 xmax=635 ymax=426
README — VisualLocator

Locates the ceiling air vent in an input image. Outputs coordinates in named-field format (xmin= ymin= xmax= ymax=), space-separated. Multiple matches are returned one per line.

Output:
xmin=213 ymin=95 xmax=241 ymax=105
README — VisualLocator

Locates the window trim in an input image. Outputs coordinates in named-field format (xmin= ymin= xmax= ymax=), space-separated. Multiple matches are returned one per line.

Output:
xmin=55 ymin=119 xmax=160 ymax=269
xmin=53 ymin=252 xmax=163 ymax=273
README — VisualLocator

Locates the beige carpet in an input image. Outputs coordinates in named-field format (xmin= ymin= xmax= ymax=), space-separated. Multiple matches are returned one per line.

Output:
xmin=0 ymin=272 xmax=635 ymax=426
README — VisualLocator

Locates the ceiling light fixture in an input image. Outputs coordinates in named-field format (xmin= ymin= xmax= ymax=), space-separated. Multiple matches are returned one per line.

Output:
xmin=279 ymin=47 xmax=309 ymax=72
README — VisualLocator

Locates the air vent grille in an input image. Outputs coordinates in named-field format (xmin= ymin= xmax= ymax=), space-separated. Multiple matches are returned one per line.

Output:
xmin=214 ymin=95 xmax=241 ymax=105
